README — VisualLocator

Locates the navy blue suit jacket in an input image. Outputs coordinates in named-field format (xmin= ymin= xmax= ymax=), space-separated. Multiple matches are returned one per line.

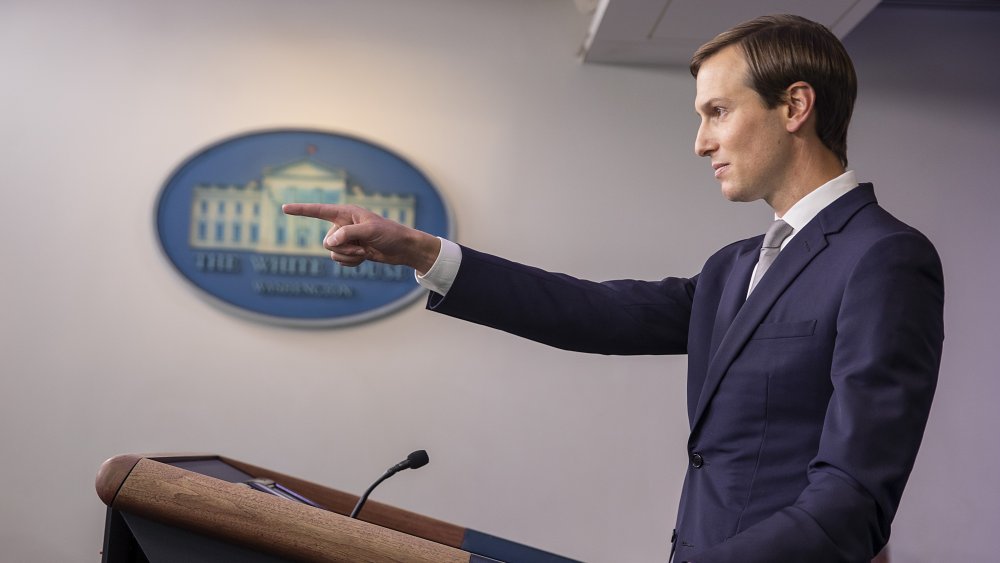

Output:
xmin=427 ymin=184 xmax=944 ymax=562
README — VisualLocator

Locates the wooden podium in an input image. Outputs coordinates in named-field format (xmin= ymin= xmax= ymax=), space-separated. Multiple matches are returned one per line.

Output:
xmin=96 ymin=454 xmax=579 ymax=563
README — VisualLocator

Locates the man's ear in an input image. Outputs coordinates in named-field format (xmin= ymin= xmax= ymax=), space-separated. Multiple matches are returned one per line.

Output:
xmin=783 ymin=81 xmax=816 ymax=134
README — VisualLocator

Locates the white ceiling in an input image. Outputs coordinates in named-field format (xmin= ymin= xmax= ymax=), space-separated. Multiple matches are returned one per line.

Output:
xmin=579 ymin=0 xmax=882 ymax=67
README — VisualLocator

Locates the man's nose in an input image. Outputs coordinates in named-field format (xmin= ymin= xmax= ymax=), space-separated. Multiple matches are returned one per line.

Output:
xmin=694 ymin=124 xmax=715 ymax=157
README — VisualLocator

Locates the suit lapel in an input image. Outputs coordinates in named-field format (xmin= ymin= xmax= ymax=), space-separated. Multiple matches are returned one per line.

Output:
xmin=708 ymin=244 xmax=759 ymax=361
xmin=690 ymin=184 xmax=878 ymax=432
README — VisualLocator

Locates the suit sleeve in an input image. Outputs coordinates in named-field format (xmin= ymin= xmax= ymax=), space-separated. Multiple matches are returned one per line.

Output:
xmin=689 ymin=231 xmax=944 ymax=563
xmin=425 ymin=246 xmax=697 ymax=355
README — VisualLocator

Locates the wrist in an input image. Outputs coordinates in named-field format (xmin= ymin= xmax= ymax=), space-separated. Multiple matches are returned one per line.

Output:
xmin=408 ymin=231 xmax=441 ymax=274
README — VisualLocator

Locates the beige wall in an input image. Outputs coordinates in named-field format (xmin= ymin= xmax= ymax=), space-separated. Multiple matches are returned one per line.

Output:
xmin=0 ymin=1 xmax=996 ymax=561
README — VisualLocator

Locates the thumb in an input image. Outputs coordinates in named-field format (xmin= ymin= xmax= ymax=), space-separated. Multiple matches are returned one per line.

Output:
xmin=327 ymin=221 xmax=380 ymax=247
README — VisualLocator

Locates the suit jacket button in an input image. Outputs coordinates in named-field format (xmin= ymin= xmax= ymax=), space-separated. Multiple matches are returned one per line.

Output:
xmin=690 ymin=452 xmax=704 ymax=468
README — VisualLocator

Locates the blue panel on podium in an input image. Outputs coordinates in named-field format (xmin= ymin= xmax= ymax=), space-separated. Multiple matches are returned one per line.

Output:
xmin=462 ymin=529 xmax=582 ymax=563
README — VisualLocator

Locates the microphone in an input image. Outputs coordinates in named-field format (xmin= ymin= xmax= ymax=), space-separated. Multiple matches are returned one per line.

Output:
xmin=349 ymin=450 xmax=429 ymax=519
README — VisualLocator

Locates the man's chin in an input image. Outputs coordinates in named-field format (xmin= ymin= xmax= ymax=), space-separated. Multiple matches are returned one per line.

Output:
xmin=720 ymin=185 xmax=751 ymax=203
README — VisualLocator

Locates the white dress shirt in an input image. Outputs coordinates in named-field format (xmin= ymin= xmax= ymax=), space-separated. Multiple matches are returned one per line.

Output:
xmin=773 ymin=170 xmax=858 ymax=249
xmin=745 ymin=171 xmax=859 ymax=296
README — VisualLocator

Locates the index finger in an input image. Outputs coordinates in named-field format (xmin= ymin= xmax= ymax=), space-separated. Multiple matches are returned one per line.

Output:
xmin=282 ymin=203 xmax=349 ymax=223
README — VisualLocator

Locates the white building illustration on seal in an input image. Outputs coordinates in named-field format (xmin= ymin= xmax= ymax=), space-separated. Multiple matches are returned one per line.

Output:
xmin=188 ymin=157 xmax=416 ymax=256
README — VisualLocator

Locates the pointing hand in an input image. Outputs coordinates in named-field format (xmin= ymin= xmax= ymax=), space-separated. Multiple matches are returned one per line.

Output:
xmin=281 ymin=203 xmax=441 ymax=273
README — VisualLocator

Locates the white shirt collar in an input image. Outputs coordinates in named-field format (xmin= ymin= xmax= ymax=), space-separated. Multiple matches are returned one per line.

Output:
xmin=778 ymin=170 xmax=858 ymax=237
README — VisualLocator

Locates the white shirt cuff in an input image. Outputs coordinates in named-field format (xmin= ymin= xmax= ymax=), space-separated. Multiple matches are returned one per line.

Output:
xmin=415 ymin=237 xmax=462 ymax=295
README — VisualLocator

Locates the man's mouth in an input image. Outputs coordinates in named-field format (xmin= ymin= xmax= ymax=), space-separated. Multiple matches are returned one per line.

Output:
xmin=713 ymin=163 xmax=730 ymax=179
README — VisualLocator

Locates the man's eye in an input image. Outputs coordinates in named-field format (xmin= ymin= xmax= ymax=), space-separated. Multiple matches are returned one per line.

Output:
xmin=713 ymin=107 xmax=727 ymax=117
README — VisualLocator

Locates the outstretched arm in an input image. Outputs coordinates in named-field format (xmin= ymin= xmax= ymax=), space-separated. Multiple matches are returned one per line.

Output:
xmin=281 ymin=203 xmax=441 ymax=273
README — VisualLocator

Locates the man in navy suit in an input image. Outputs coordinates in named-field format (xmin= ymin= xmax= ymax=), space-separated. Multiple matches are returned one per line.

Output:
xmin=284 ymin=15 xmax=943 ymax=563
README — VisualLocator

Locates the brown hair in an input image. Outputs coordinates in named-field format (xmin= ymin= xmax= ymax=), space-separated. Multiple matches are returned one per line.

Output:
xmin=690 ymin=15 xmax=857 ymax=167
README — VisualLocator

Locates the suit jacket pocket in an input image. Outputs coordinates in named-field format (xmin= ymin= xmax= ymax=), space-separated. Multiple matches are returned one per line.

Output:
xmin=751 ymin=319 xmax=817 ymax=340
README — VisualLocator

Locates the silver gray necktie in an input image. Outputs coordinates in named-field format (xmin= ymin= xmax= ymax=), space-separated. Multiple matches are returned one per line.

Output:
xmin=748 ymin=219 xmax=794 ymax=295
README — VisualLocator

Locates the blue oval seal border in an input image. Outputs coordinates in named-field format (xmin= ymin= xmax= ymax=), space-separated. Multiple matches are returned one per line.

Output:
xmin=155 ymin=129 xmax=454 ymax=327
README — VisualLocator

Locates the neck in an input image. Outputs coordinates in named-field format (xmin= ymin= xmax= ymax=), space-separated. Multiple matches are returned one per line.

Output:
xmin=768 ymin=145 xmax=845 ymax=217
